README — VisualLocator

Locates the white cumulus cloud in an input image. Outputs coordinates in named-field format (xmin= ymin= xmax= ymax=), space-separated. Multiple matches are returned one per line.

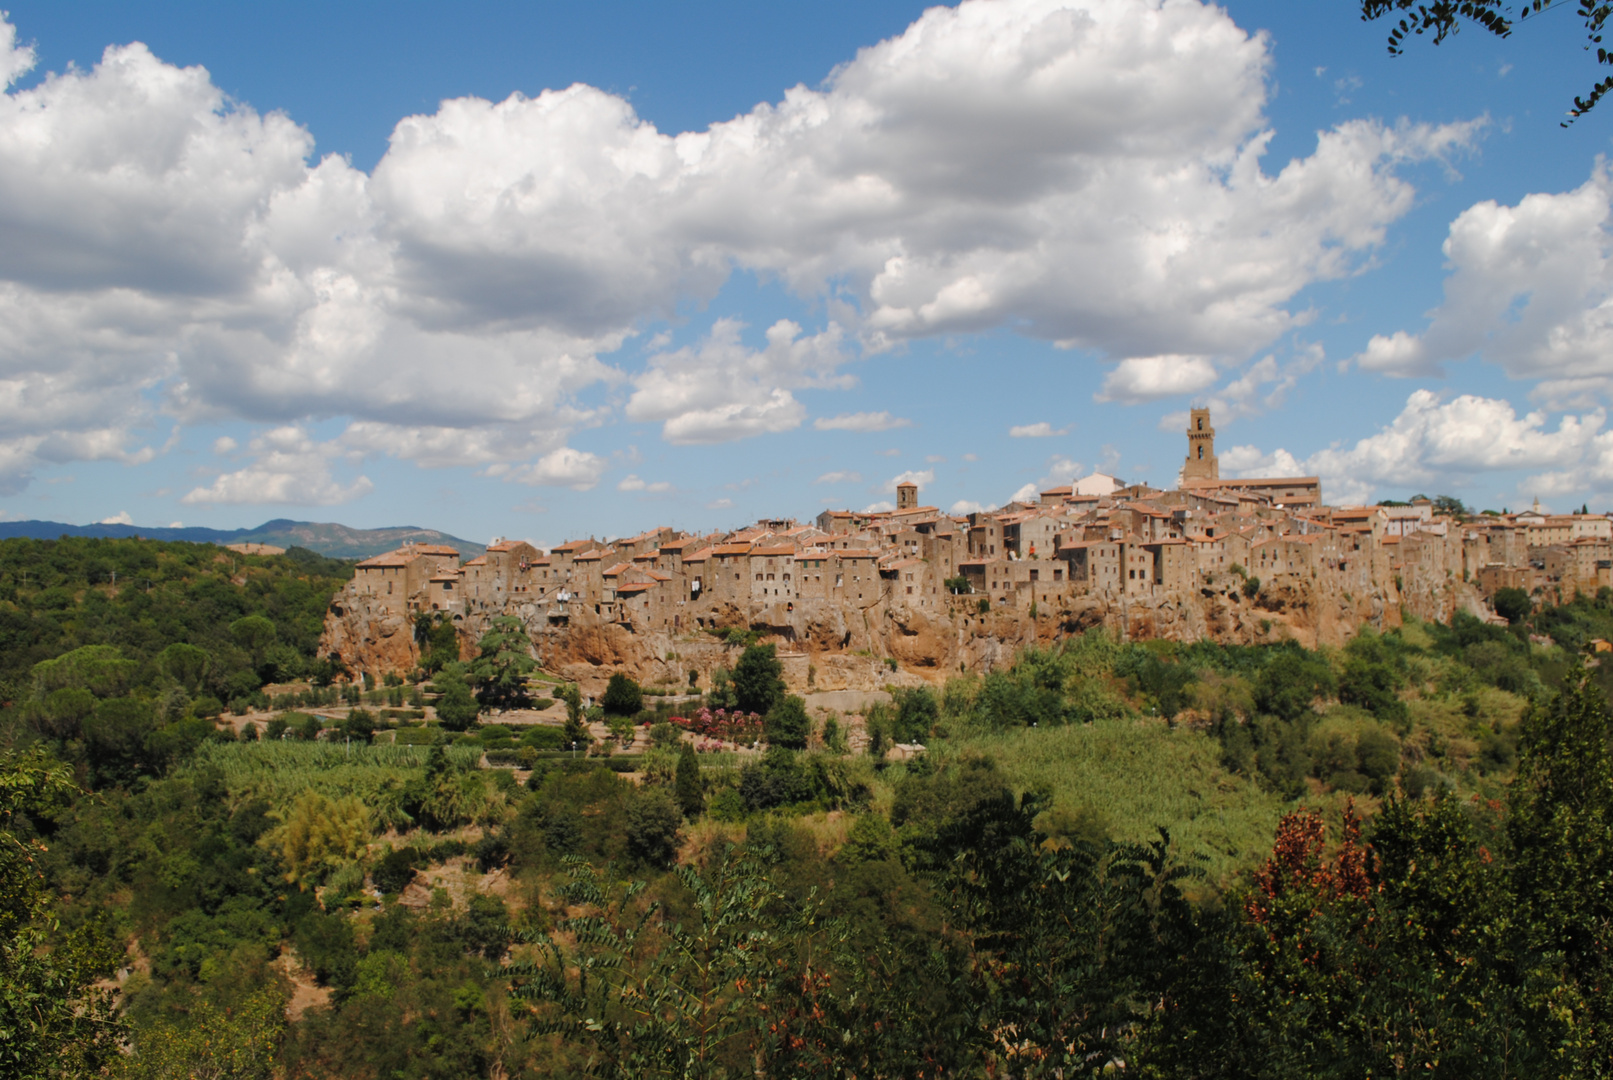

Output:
xmin=814 ymin=411 xmax=912 ymax=432
xmin=1009 ymin=422 xmax=1070 ymax=438
xmin=0 ymin=0 xmax=1480 ymax=493
xmin=618 ymin=474 xmax=673 ymax=493
xmin=181 ymin=426 xmax=374 ymax=506
xmin=815 ymin=470 xmax=862 ymax=484
xmin=98 ymin=510 xmax=133 ymax=526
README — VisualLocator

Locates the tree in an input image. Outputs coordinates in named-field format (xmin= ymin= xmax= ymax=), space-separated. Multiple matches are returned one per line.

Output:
xmin=626 ymin=788 xmax=683 ymax=869
xmin=265 ymin=789 xmax=371 ymax=888
xmin=156 ymin=642 xmax=211 ymax=694
xmin=0 ymin=748 xmax=123 ymax=1076
xmin=675 ymin=742 xmax=704 ymax=818
xmin=733 ymin=643 xmax=786 ymax=715
xmin=556 ymin=684 xmax=588 ymax=749
xmin=230 ymin=614 xmax=278 ymax=669
xmin=1493 ymin=585 xmax=1532 ymax=624
xmin=765 ymin=694 xmax=811 ymax=750
xmin=435 ymin=665 xmax=480 ymax=731
xmin=1360 ymin=0 xmax=1613 ymax=123
xmin=1508 ymin=668 xmax=1613 ymax=1060
xmin=600 ymin=672 xmax=643 ymax=717
xmin=469 ymin=616 xmax=536 ymax=710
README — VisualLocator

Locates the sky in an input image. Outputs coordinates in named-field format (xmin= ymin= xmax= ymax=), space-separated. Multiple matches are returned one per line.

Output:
xmin=3 ymin=0 xmax=1613 ymax=545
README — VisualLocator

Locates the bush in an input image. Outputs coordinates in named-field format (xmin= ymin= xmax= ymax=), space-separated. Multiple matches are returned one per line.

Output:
xmin=601 ymin=673 xmax=644 ymax=717
xmin=733 ymin=644 xmax=786 ymax=715
xmin=766 ymin=695 xmax=811 ymax=750
xmin=1493 ymin=586 xmax=1531 ymax=624
xmin=1242 ymin=575 xmax=1261 ymax=599
xmin=625 ymin=787 xmax=682 ymax=869
xmin=372 ymin=847 xmax=420 ymax=894
xmin=436 ymin=668 xmax=480 ymax=731
xmin=891 ymin=686 xmax=939 ymax=743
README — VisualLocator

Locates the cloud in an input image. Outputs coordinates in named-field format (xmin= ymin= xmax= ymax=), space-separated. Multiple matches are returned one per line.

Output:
xmin=181 ymin=426 xmax=374 ymax=505
xmin=627 ymin=318 xmax=846 ymax=444
xmin=1010 ymin=482 xmax=1039 ymax=504
xmin=705 ymin=497 xmax=733 ymax=510
xmin=98 ymin=510 xmax=133 ymax=525
xmin=814 ymin=410 xmax=913 ymax=432
xmin=211 ymin=436 xmax=238 ymax=454
xmin=502 ymin=446 xmax=608 ymax=490
xmin=1228 ymin=389 xmax=1605 ymax=504
xmin=1352 ymin=165 xmax=1613 ymax=399
xmin=0 ymin=1 xmax=1483 ymax=492
xmin=617 ymin=473 xmax=673 ymax=493
xmin=1096 ymin=355 xmax=1218 ymax=403
xmin=815 ymin=470 xmax=862 ymax=484
xmin=861 ymin=500 xmax=895 ymax=513
xmin=1009 ymin=422 xmax=1070 ymax=438
xmin=883 ymin=469 xmax=934 ymax=493
xmin=950 ymin=498 xmax=989 ymax=514
xmin=1037 ymin=455 xmax=1084 ymax=488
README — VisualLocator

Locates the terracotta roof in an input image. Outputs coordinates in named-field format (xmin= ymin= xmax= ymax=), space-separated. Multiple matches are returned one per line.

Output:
xmin=616 ymin=582 xmax=655 ymax=594
xmin=575 ymin=550 xmax=606 ymax=562
xmin=462 ymin=556 xmax=488 ymax=566
xmin=712 ymin=543 xmax=754 ymax=556
xmin=658 ymin=538 xmax=697 ymax=551
xmin=646 ymin=570 xmax=673 ymax=581
xmin=682 ymin=546 xmax=715 ymax=563
xmin=750 ymin=545 xmax=796 ymax=557
xmin=838 ymin=549 xmax=878 ymax=559
xmin=356 ymin=552 xmax=413 ymax=568
xmin=632 ymin=552 xmax=658 ymax=562
xmin=551 ymin=540 xmax=594 ymax=553
xmin=487 ymin=540 xmax=531 ymax=552
xmin=603 ymin=562 xmax=633 ymax=577
xmin=884 ymin=558 xmax=923 ymax=570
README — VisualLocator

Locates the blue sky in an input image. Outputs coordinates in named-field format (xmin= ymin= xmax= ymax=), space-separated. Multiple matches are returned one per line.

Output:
xmin=3 ymin=0 xmax=1613 ymax=545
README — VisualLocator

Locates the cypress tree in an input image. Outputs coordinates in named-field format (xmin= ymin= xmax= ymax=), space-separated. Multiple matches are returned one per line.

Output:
xmin=675 ymin=742 xmax=703 ymax=818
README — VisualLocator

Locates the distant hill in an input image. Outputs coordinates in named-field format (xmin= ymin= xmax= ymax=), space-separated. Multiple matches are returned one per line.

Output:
xmin=0 ymin=517 xmax=486 ymax=560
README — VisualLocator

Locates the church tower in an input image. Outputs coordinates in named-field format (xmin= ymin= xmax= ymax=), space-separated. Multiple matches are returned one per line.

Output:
xmin=1182 ymin=407 xmax=1219 ymax=485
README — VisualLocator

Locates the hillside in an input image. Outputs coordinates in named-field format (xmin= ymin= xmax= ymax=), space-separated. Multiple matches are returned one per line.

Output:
xmin=0 ymin=517 xmax=485 ymax=559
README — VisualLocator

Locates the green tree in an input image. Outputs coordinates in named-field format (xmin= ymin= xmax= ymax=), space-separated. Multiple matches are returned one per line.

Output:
xmin=675 ymin=742 xmax=704 ymax=819
xmin=435 ymin=665 xmax=481 ymax=731
xmin=892 ymin=686 xmax=939 ymax=743
xmin=507 ymin=851 xmax=789 ymax=1075
xmin=765 ymin=694 xmax=811 ymax=750
xmin=229 ymin=614 xmax=278 ymax=670
xmin=600 ymin=672 xmax=643 ymax=717
xmin=0 ymin=748 xmax=123 ymax=1076
xmin=156 ymin=642 xmax=212 ymax=694
xmin=556 ymin=684 xmax=587 ymax=749
xmin=469 ymin=615 xmax=536 ymax=711
xmin=733 ymin=643 xmax=786 ymax=715
xmin=1508 ymin=668 xmax=1613 ymax=1061
xmin=626 ymin=788 xmax=683 ymax=869
xmin=1493 ymin=586 xmax=1532 ymax=624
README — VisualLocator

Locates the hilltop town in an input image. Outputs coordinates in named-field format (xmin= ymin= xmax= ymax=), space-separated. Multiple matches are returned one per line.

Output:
xmin=321 ymin=408 xmax=1609 ymax=694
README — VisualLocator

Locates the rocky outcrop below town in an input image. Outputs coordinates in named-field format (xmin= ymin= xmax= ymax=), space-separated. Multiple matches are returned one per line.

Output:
xmin=320 ymin=568 xmax=1486 ymax=700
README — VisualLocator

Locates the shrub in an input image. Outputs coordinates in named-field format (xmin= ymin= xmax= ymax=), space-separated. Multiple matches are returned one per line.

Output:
xmin=733 ymin=644 xmax=786 ymax=715
xmin=891 ymin=686 xmax=938 ymax=743
xmin=436 ymin=668 xmax=480 ymax=731
xmin=625 ymin=788 xmax=682 ymax=869
xmin=766 ymin=695 xmax=811 ymax=750
xmin=372 ymin=847 xmax=420 ymax=894
xmin=675 ymin=742 xmax=704 ymax=818
xmin=1493 ymin=586 xmax=1531 ymax=624
xmin=601 ymin=673 xmax=643 ymax=717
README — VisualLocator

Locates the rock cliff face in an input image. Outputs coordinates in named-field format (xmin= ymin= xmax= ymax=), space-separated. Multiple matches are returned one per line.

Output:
xmin=319 ymin=569 xmax=1484 ymax=696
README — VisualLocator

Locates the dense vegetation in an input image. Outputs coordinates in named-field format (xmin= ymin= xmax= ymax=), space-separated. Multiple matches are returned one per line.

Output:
xmin=5 ymin=536 xmax=1613 ymax=1077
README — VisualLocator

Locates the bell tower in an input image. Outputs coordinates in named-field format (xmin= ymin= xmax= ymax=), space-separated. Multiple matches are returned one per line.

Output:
xmin=1182 ymin=407 xmax=1218 ymax=485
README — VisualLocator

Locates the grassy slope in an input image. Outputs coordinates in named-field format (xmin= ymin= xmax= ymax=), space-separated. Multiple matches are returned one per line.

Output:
xmin=947 ymin=719 xmax=1285 ymax=885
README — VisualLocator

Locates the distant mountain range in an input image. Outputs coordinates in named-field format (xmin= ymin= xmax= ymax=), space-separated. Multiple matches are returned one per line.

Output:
xmin=0 ymin=518 xmax=486 ymax=560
